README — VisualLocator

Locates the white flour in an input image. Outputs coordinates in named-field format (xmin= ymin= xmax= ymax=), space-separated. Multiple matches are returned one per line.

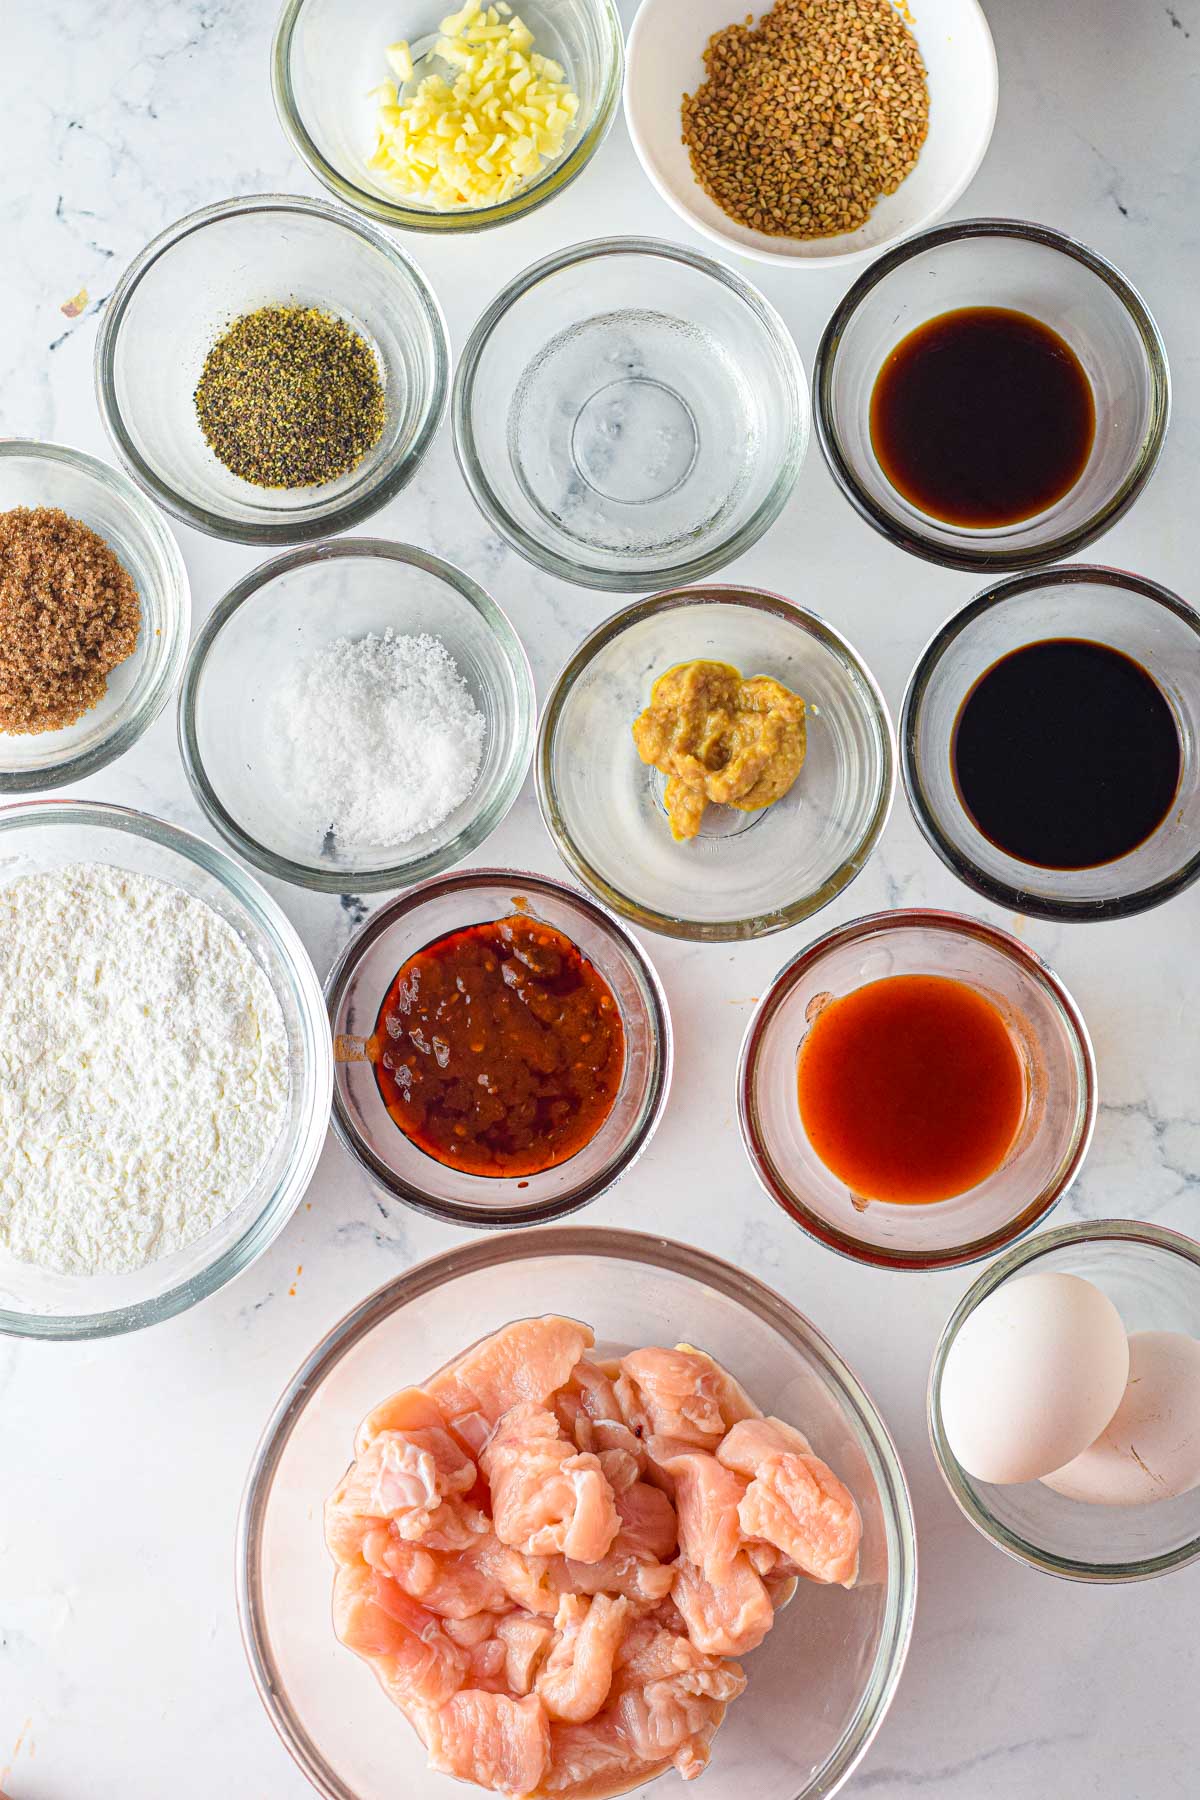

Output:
xmin=0 ymin=863 xmax=290 ymax=1276
xmin=268 ymin=629 xmax=486 ymax=852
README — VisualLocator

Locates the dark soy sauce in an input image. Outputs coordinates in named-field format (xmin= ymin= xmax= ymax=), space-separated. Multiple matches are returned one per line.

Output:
xmin=870 ymin=308 xmax=1096 ymax=528
xmin=951 ymin=638 xmax=1182 ymax=870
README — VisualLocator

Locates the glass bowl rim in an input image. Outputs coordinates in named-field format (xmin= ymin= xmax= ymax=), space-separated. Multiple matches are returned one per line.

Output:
xmin=93 ymin=192 xmax=451 ymax=546
xmin=900 ymin=562 xmax=1200 ymax=922
xmin=323 ymin=866 xmax=674 ymax=1224
xmin=270 ymin=0 xmax=625 ymax=235
xmin=176 ymin=537 xmax=536 ymax=894
xmin=0 ymin=437 xmax=191 ymax=794
xmin=236 ymin=1221 xmax=919 ymax=1800
xmin=535 ymin=583 xmax=896 ymax=940
xmin=811 ymin=216 xmax=1172 ymax=572
xmin=927 ymin=1216 xmax=1200 ymax=1582
xmin=0 ymin=797 xmax=333 ymax=1340
xmin=737 ymin=906 xmax=1098 ymax=1272
xmin=622 ymin=0 xmax=998 ymax=272
xmin=451 ymin=235 xmax=811 ymax=591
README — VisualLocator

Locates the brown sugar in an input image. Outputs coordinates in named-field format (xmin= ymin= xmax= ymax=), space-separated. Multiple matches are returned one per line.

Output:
xmin=0 ymin=506 xmax=141 ymax=733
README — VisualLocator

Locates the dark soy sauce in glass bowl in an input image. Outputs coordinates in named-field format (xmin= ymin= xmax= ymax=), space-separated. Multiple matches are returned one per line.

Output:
xmin=951 ymin=638 xmax=1182 ymax=869
xmin=870 ymin=307 xmax=1096 ymax=528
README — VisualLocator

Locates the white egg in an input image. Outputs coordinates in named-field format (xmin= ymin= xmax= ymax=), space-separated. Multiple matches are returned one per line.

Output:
xmin=1041 ymin=1331 xmax=1200 ymax=1506
xmin=940 ymin=1271 xmax=1129 ymax=1484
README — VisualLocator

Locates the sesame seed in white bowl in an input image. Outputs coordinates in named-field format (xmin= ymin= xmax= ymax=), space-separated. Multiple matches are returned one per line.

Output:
xmin=623 ymin=0 xmax=998 ymax=270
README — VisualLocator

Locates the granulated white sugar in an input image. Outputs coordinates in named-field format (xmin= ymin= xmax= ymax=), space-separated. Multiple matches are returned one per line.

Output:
xmin=269 ymin=629 xmax=486 ymax=851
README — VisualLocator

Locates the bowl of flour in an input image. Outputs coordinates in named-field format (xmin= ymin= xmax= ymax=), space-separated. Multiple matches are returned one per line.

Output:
xmin=0 ymin=799 xmax=332 ymax=1338
xmin=178 ymin=539 xmax=535 ymax=893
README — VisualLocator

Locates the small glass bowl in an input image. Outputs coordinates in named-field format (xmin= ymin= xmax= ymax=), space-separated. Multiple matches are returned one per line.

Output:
xmin=0 ymin=441 xmax=189 ymax=793
xmin=95 ymin=195 xmax=449 ymax=545
xmin=929 ymin=1220 xmax=1200 ymax=1582
xmin=325 ymin=870 xmax=672 ymax=1225
xmin=453 ymin=238 xmax=810 ymax=590
xmin=738 ymin=910 xmax=1096 ymax=1272
xmin=537 ymin=585 xmax=894 ymax=941
xmin=178 ymin=540 xmax=535 ymax=893
xmin=272 ymin=0 xmax=623 ymax=233
xmin=238 ymin=1226 xmax=917 ymax=1800
xmin=901 ymin=565 xmax=1200 ymax=922
xmin=0 ymin=801 xmax=332 ymax=1340
xmin=813 ymin=219 xmax=1170 ymax=571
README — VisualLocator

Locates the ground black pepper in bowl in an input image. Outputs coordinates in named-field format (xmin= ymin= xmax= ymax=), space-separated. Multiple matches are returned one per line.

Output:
xmin=194 ymin=304 xmax=387 ymax=489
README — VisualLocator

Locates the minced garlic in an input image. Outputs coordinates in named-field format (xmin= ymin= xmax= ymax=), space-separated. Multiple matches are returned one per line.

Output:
xmin=367 ymin=0 xmax=580 ymax=209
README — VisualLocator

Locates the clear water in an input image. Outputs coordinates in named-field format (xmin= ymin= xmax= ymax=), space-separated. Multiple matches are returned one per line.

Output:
xmin=508 ymin=308 xmax=760 ymax=556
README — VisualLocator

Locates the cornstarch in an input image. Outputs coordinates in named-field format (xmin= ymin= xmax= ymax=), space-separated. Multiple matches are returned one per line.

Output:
xmin=0 ymin=863 xmax=290 ymax=1276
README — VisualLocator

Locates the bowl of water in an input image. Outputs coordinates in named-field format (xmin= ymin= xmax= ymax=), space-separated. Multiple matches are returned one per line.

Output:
xmin=452 ymin=237 xmax=810 ymax=591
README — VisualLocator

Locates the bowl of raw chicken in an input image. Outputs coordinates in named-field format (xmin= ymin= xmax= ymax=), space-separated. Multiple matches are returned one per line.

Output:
xmin=238 ymin=1227 xmax=915 ymax=1799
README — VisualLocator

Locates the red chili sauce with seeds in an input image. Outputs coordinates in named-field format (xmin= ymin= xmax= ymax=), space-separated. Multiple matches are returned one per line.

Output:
xmin=369 ymin=914 xmax=625 ymax=1178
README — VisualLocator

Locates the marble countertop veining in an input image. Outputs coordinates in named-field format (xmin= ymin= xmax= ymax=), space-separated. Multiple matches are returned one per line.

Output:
xmin=3 ymin=0 xmax=1200 ymax=1793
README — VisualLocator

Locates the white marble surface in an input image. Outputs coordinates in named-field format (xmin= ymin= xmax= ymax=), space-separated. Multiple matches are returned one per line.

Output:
xmin=3 ymin=0 xmax=1200 ymax=1792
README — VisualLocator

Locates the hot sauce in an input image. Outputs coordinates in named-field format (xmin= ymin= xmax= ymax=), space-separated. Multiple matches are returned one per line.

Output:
xmin=369 ymin=914 xmax=624 ymax=1178
xmin=796 ymin=974 xmax=1026 ymax=1205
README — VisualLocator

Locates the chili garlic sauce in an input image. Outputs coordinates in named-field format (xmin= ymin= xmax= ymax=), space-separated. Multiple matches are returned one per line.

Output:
xmin=369 ymin=914 xmax=624 ymax=1177
xmin=796 ymin=974 xmax=1026 ymax=1205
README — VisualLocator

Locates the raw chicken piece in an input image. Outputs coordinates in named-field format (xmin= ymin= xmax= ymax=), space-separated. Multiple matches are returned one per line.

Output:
xmin=646 ymin=1440 xmax=745 ymax=1582
xmin=482 ymin=1404 xmax=620 ymax=1564
xmin=611 ymin=1676 xmax=732 ymax=1782
xmin=615 ymin=1617 xmax=739 ymax=1693
xmin=362 ymin=1526 xmax=509 ymax=1619
xmin=537 ymin=1594 xmax=630 ymax=1723
xmin=613 ymin=1481 xmax=678 ymax=1562
xmin=324 ymin=1499 xmax=377 ymax=1567
xmin=332 ymin=1564 xmax=467 ymax=1708
xmin=596 ymin=1447 xmax=641 ymax=1495
xmin=671 ymin=1553 xmax=775 ymax=1657
xmin=553 ymin=1360 xmax=625 ymax=1452
xmin=497 ymin=1612 xmax=557 ymax=1695
xmin=354 ymin=1383 xmax=462 ymax=1459
xmin=429 ymin=1317 xmax=595 ymax=1452
xmin=718 ymin=1418 xmax=862 ymax=1587
xmin=541 ymin=1717 xmax=666 ymax=1798
xmin=614 ymin=1349 xmax=727 ymax=1448
xmin=332 ymin=1415 xmax=485 ymax=1555
xmin=554 ymin=1551 xmax=675 ymax=1607
xmin=425 ymin=1689 xmax=551 ymax=1798
xmin=673 ymin=1344 xmax=763 ymax=1429
xmin=475 ymin=1535 xmax=560 ymax=1617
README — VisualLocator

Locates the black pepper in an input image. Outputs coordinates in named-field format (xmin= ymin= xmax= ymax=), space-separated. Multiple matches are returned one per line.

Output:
xmin=194 ymin=304 xmax=387 ymax=489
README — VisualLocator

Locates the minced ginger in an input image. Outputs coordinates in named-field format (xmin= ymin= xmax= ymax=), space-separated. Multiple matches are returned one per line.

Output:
xmin=632 ymin=659 xmax=806 ymax=841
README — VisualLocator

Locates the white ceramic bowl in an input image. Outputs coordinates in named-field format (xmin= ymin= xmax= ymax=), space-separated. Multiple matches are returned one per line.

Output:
xmin=624 ymin=0 xmax=998 ymax=269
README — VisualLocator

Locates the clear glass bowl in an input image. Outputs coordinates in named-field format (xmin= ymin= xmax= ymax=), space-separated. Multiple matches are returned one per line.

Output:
xmin=95 ymin=195 xmax=449 ymax=545
xmin=453 ymin=238 xmax=810 ymax=590
xmin=237 ymin=1226 xmax=917 ymax=1800
xmin=0 ymin=801 xmax=333 ymax=1340
xmin=178 ymin=540 xmax=535 ymax=893
xmin=813 ymin=219 xmax=1170 ymax=570
xmin=0 ymin=440 xmax=189 ymax=792
xmin=738 ymin=910 xmax=1096 ymax=1271
xmin=901 ymin=565 xmax=1200 ymax=921
xmin=537 ymin=586 xmax=894 ymax=940
xmin=624 ymin=0 xmax=997 ymax=270
xmin=325 ymin=870 xmax=671 ymax=1224
xmin=929 ymin=1220 xmax=1200 ymax=1581
xmin=272 ymin=0 xmax=623 ymax=233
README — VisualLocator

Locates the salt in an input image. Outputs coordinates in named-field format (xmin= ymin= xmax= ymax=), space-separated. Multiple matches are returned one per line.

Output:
xmin=269 ymin=629 xmax=486 ymax=851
